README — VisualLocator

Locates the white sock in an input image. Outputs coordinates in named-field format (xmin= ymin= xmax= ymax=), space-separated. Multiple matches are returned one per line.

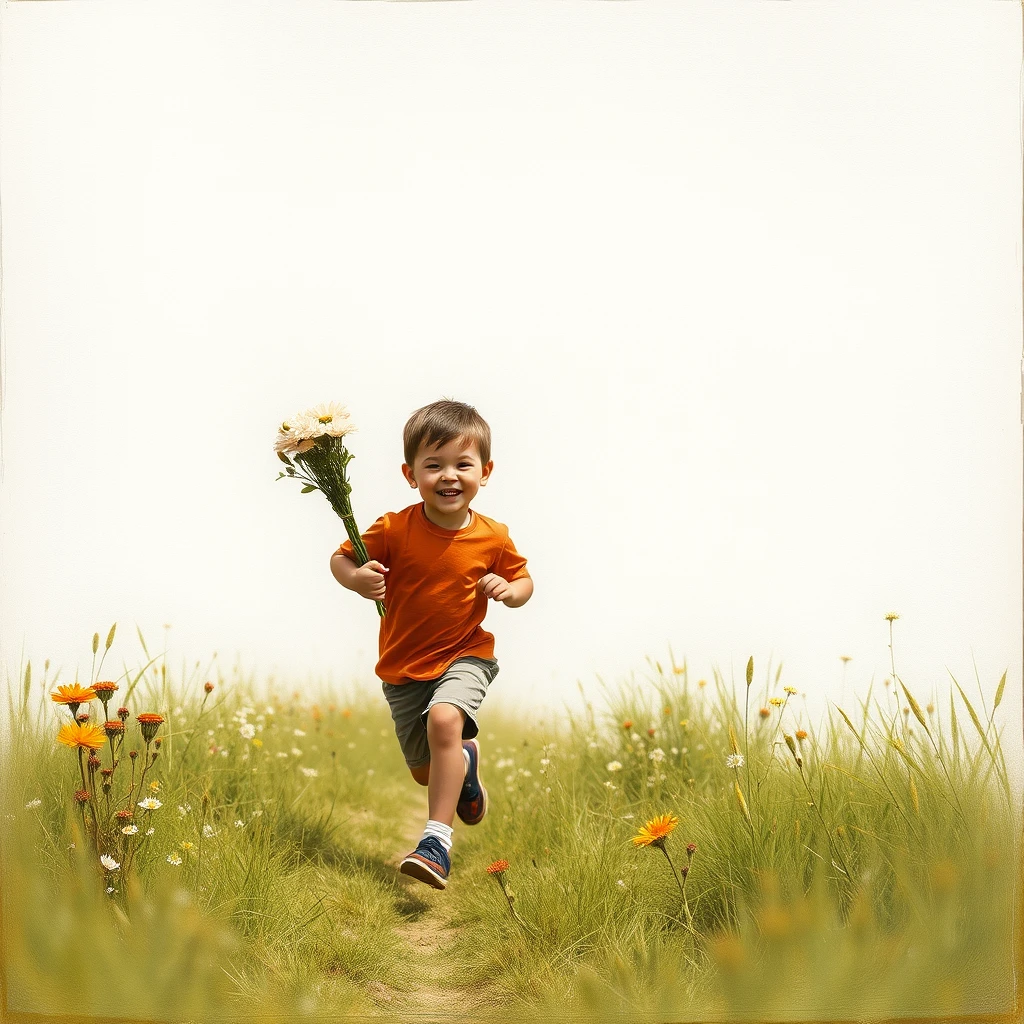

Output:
xmin=422 ymin=819 xmax=453 ymax=852
xmin=463 ymin=747 xmax=471 ymax=776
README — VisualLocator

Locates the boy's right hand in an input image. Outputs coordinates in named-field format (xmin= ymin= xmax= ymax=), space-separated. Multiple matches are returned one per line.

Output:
xmin=353 ymin=560 xmax=389 ymax=602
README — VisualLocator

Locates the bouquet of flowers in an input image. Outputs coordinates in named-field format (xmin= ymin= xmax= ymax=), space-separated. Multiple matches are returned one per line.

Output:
xmin=274 ymin=401 xmax=385 ymax=617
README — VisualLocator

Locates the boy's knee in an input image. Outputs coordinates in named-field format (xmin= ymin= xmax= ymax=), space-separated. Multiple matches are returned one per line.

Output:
xmin=425 ymin=702 xmax=465 ymax=741
xmin=409 ymin=762 xmax=430 ymax=786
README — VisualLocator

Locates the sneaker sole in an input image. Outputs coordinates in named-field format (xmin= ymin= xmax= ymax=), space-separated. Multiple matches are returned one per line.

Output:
xmin=457 ymin=738 xmax=487 ymax=826
xmin=399 ymin=853 xmax=448 ymax=890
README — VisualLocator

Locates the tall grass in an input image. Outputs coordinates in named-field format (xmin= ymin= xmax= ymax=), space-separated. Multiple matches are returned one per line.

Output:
xmin=2 ymin=635 xmax=422 ymax=1020
xmin=2 ymin=632 xmax=1019 ymax=1022
xmin=449 ymin=656 xmax=1019 ymax=1020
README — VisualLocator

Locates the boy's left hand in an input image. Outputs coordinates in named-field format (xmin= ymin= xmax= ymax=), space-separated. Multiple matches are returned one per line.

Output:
xmin=478 ymin=573 xmax=514 ymax=602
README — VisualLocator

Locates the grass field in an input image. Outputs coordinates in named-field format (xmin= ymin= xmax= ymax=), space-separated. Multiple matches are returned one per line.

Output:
xmin=2 ymin=628 xmax=1019 ymax=1022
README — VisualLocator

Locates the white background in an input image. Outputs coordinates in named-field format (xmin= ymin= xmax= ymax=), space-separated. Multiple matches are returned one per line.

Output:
xmin=0 ymin=2 xmax=1020 ymax=747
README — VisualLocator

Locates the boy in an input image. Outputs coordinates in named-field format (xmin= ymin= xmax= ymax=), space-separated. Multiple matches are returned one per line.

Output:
xmin=330 ymin=399 xmax=533 ymax=890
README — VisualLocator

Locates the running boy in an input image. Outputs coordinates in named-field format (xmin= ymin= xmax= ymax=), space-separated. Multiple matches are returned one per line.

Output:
xmin=330 ymin=399 xmax=533 ymax=890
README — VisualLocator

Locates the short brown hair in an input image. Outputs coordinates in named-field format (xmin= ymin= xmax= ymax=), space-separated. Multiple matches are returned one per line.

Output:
xmin=403 ymin=399 xmax=491 ymax=467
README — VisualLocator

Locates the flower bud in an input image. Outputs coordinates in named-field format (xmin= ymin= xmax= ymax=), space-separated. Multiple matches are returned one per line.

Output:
xmin=204 ymin=681 xmax=214 ymax=693
xmin=129 ymin=750 xmax=138 ymax=761
xmin=117 ymin=707 xmax=129 ymax=721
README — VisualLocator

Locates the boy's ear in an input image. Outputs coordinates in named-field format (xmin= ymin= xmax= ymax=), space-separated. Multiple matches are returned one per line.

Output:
xmin=401 ymin=463 xmax=417 ymax=488
xmin=480 ymin=460 xmax=494 ymax=485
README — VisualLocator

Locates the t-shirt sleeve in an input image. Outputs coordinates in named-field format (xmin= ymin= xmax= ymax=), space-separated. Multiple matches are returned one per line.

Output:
xmin=493 ymin=528 xmax=530 ymax=582
xmin=335 ymin=514 xmax=388 ymax=565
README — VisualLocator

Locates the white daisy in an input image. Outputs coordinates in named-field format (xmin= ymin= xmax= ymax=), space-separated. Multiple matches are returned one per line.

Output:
xmin=167 ymin=852 xmax=182 ymax=866
xmin=301 ymin=401 xmax=356 ymax=439
xmin=100 ymin=854 xmax=120 ymax=871
xmin=725 ymin=753 xmax=745 ymax=769
xmin=138 ymin=797 xmax=162 ymax=811
xmin=606 ymin=761 xmax=623 ymax=772
xmin=121 ymin=825 xmax=139 ymax=835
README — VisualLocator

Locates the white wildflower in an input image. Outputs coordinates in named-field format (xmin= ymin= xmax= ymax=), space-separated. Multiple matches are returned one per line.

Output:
xmin=138 ymin=797 xmax=162 ymax=811
xmin=121 ymin=825 xmax=139 ymax=835
xmin=300 ymin=767 xmax=319 ymax=778
xmin=725 ymin=753 xmax=745 ymax=769
xmin=24 ymin=798 xmax=42 ymax=809
xmin=234 ymin=819 xmax=245 ymax=828
xmin=100 ymin=854 xmax=119 ymax=871
xmin=293 ymin=728 xmax=306 ymax=737
xmin=649 ymin=748 xmax=666 ymax=763
xmin=239 ymin=723 xmax=256 ymax=740
xmin=606 ymin=761 xmax=623 ymax=772
xmin=291 ymin=747 xmax=303 ymax=757
xmin=167 ymin=852 xmax=182 ymax=865
xmin=202 ymin=824 xmax=217 ymax=839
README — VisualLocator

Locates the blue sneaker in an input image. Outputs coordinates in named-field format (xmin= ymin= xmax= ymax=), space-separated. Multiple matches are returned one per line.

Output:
xmin=457 ymin=738 xmax=487 ymax=825
xmin=399 ymin=835 xmax=450 ymax=890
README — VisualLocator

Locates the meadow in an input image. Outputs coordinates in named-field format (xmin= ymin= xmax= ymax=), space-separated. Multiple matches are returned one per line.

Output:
xmin=1 ymin=623 xmax=1019 ymax=1023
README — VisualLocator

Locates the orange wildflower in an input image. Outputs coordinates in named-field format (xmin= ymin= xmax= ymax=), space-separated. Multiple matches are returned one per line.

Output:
xmin=622 ymin=719 xmax=633 ymax=730
xmin=630 ymin=813 xmax=679 ymax=848
xmin=50 ymin=684 xmax=97 ymax=717
xmin=486 ymin=859 xmax=510 ymax=875
xmin=57 ymin=721 xmax=106 ymax=751
xmin=136 ymin=713 xmax=164 ymax=742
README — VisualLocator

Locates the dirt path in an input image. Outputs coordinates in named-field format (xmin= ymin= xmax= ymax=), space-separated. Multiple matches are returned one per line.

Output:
xmin=381 ymin=793 xmax=496 ymax=1019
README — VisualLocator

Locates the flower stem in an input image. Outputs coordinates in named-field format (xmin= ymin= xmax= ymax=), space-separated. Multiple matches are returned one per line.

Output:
xmin=657 ymin=842 xmax=695 ymax=933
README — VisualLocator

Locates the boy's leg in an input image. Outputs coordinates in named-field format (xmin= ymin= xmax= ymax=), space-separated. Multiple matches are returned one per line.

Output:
xmin=424 ymin=702 xmax=468 ymax=826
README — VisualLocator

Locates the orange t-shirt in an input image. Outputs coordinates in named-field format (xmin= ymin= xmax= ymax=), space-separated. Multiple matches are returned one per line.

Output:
xmin=335 ymin=502 xmax=530 ymax=684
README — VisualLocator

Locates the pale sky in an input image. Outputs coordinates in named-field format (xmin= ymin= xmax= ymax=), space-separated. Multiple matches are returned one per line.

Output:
xmin=0 ymin=2 xmax=1020 ymax=748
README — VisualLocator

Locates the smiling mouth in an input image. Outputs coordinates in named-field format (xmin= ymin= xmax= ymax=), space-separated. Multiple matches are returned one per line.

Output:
xmin=437 ymin=489 xmax=462 ymax=498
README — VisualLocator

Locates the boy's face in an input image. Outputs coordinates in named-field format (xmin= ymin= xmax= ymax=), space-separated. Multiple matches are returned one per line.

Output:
xmin=402 ymin=436 xmax=493 ymax=529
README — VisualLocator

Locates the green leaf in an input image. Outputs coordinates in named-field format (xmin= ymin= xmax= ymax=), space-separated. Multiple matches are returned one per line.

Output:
xmin=835 ymin=705 xmax=864 ymax=747
xmin=286 ymin=467 xmax=295 ymax=476
xmin=950 ymin=692 xmax=960 ymax=763
xmin=136 ymin=624 xmax=151 ymax=661
xmin=22 ymin=662 xmax=31 ymax=710
xmin=745 ymin=657 xmax=753 ymax=687
xmin=993 ymin=670 xmax=1006 ymax=711
xmin=300 ymin=485 xmax=317 ymax=494
xmin=950 ymin=672 xmax=997 ymax=761
xmin=105 ymin=622 xmax=117 ymax=651
xmin=122 ymin=654 xmax=162 ymax=706
xmin=277 ymin=452 xmax=292 ymax=466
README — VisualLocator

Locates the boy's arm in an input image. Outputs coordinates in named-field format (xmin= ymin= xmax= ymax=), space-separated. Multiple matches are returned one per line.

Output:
xmin=478 ymin=572 xmax=533 ymax=608
xmin=331 ymin=552 xmax=389 ymax=602
xmin=330 ymin=552 xmax=360 ymax=589
xmin=502 ymin=576 xmax=533 ymax=609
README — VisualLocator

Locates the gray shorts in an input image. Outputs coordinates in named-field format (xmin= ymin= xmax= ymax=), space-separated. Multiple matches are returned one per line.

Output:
xmin=381 ymin=656 xmax=499 ymax=768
